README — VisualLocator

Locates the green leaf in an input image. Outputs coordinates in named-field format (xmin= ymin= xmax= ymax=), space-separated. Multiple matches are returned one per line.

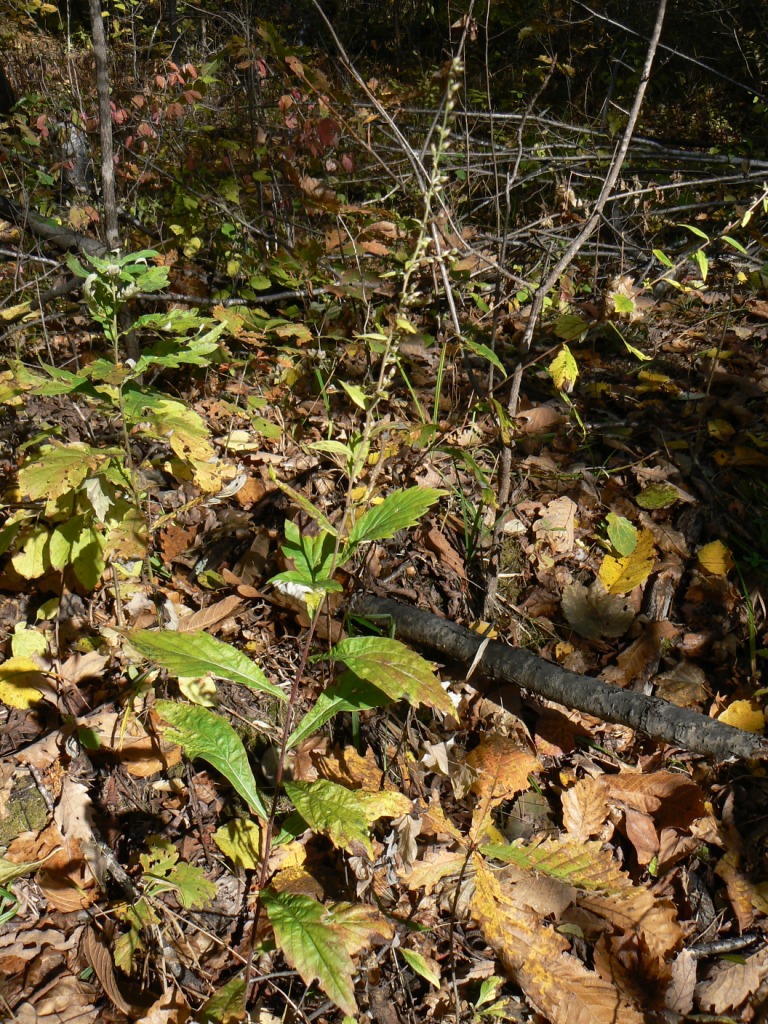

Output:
xmin=548 ymin=345 xmax=578 ymax=391
xmin=679 ymin=223 xmax=710 ymax=242
xmin=694 ymin=248 xmax=709 ymax=283
xmin=156 ymin=701 xmax=268 ymax=819
xmin=346 ymin=487 xmax=445 ymax=552
xmin=287 ymin=674 xmax=392 ymax=750
xmin=284 ymin=779 xmax=373 ymax=855
xmin=328 ymin=637 xmax=454 ymax=716
xmin=461 ymin=336 xmax=505 ymax=374
xmin=19 ymin=442 xmax=106 ymax=505
xmin=636 ymin=483 xmax=679 ymax=510
xmin=653 ymin=249 xmax=674 ymax=268
xmin=261 ymin=892 xmax=393 ymax=1015
xmin=399 ymin=948 xmax=440 ymax=988
xmin=170 ymin=861 xmax=217 ymax=909
xmin=197 ymin=973 xmax=247 ymax=1024
xmin=605 ymin=513 xmax=637 ymax=557
xmin=721 ymin=234 xmax=747 ymax=255
xmin=49 ymin=518 xmax=105 ymax=590
xmin=128 ymin=630 xmax=286 ymax=701
xmin=553 ymin=314 xmax=588 ymax=342
xmin=339 ymin=379 xmax=368 ymax=410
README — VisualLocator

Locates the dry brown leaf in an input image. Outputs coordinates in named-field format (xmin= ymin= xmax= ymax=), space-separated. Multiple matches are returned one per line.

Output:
xmin=466 ymin=735 xmax=538 ymax=809
xmin=53 ymin=776 xmax=95 ymax=856
xmin=561 ymin=579 xmax=635 ymax=640
xmin=622 ymin=807 xmax=659 ymax=865
xmin=471 ymin=855 xmax=645 ymax=1024
xmin=420 ymin=525 xmax=467 ymax=579
xmin=533 ymin=496 xmax=577 ymax=555
xmin=602 ymin=771 xmax=706 ymax=829
xmin=715 ymin=850 xmax=755 ymax=931
xmin=12 ymin=974 xmax=96 ymax=1024
xmin=665 ymin=949 xmax=697 ymax=1014
xmin=697 ymin=946 xmax=768 ymax=1013
xmin=600 ymin=620 xmax=678 ymax=687
xmin=178 ymin=595 xmax=243 ymax=633
xmin=58 ymin=651 xmax=109 ymax=687
xmin=83 ymin=926 xmax=139 ymax=1017
xmin=401 ymin=849 xmax=466 ymax=893
xmin=561 ymin=778 xmax=609 ymax=841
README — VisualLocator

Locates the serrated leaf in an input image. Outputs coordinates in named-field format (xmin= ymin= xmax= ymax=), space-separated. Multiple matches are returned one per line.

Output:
xmin=212 ymin=818 xmax=262 ymax=870
xmin=598 ymin=529 xmax=656 ymax=594
xmin=170 ymin=861 xmax=217 ymax=909
xmin=400 ymin=948 xmax=441 ymax=988
xmin=346 ymin=487 xmax=445 ymax=551
xmin=549 ymin=345 xmax=578 ymax=391
xmin=0 ymin=657 xmax=48 ymax=708
xmin=11 ymin=526 xmax=50 ymax=580
xmin=19 ymin=442 xmax=106 ymax=508
xmin=605 ymin=513 xmax=637 ymax=556
xmin=329 ymin=636 xmax=454 ymax=716
xmin=635 ymin=483 xmax=679 ymax=509
xmin=262 ymin=891 xmax=393 ymax=1015
xmin=197 ymin=973 xmax=247 ymax=1024
xmin=156 ymin=701 xmax=268 ymax=819
xmin=284 ymin=779 xmax=373 ymax=855
xmin=128 ymin=630 xmax=285 ymax=701
xmin=553 ymin=314 xmax=588 ymax=342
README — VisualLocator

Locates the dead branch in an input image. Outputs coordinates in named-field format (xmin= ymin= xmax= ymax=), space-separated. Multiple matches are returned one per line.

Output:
xmin=352 ymin=594 xmax=768 ymax=762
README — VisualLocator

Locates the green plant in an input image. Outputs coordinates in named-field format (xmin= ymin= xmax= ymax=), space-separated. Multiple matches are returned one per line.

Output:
xmin=0 ymin=249 xmax=231 ymax=596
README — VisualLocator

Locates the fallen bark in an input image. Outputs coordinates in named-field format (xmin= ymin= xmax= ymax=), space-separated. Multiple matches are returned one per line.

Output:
xmin=352 ymin=594 xmax=768 ymax=762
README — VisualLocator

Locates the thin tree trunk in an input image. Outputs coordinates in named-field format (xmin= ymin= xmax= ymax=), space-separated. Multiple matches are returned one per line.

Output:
xmin=88 ymin=0 xmax=120 ymax=251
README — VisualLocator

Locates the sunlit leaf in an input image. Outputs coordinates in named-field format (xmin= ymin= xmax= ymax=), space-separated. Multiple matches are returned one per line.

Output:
xmin=128 ymin=630 xmax=286 ymax=701
xmin=549 ymin=345 xmax=578 ymax=391
xmin=287 ymin=675 xmax=392 ymax=750
xmin=262 ymin=891 xmax=393 ymax=1015
xmin=636 ymin=483 xmax=679 ymax=510
xmin=284 ymin=779 xmax=372 ymax=855
xmin=197 ymin=973 xmax=247 ymax=1024
xmin=399 ymin=948 xmax=441 ymax=988
xmin=346 ymin=487 xmax=445 ymax=551
xmin=156 ymin=701 xmax=268 ymax=819
xmin=598 ymin=529 xmax=656 ymax=594
xmin=0 ymin=657 xmax=48 ymax=708
xmin=329 ymin=636 xmax=454 ymax=715
xmin=212 ymin=819 xmax=262 ymax=870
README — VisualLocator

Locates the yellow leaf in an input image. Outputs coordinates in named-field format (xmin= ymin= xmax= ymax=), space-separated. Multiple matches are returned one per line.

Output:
xmin=718 ymin=699 xmax=765 ymax=734
xmin=598 ymin=528 xmax=656 ymax=594
xmin=0 ymin=657 xmax=48 ymax=708
xmin=697 ymin=539 xmax=733 ymax=576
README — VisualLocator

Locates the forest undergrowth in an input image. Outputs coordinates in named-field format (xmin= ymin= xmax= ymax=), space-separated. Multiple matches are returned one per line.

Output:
xmin=1 ymin=2 xmax=768 ymax=1022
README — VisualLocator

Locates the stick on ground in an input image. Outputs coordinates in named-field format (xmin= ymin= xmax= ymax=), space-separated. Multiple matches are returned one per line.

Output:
xmin=352 ymin=594 xmax=768 ymax=761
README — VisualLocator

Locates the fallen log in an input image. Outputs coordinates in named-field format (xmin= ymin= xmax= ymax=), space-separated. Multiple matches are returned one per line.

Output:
xmin=352 ymin=594 xmax=768 ymax=761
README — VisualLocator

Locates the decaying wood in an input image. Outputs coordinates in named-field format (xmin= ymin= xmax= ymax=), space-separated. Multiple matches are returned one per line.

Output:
xmin=353 ymin=594 xmax=768 ymax=761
